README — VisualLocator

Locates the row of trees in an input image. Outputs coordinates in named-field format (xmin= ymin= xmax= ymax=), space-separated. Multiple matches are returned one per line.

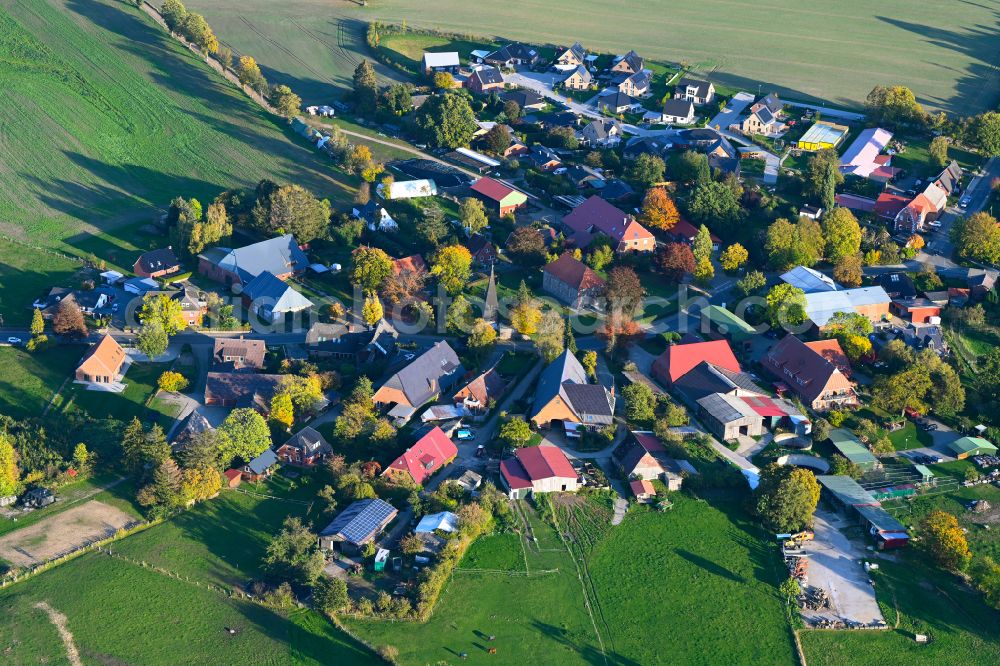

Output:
xmin=160 ymin=0 xmax=218 ymax=54
xmin=865 ymin=85 xmax=1000 ymax=157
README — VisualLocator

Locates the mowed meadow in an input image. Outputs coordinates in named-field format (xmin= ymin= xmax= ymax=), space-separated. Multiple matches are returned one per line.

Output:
xmin=0 ymin=0 xmax=354 ymax=254
xmin=186 ymin=0 xmax=999 ymax=114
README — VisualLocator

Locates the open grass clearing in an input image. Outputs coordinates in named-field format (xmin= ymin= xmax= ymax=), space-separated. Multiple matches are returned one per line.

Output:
xmin=0 ymin=552 xmax=376 ymax=665
xmin=0 ymin=345 xmax=81 ymax=419
xmin=0 ymin=0 xmax=357 ymax=254
xmin=0 ymin=239 xmax=82 ymax=328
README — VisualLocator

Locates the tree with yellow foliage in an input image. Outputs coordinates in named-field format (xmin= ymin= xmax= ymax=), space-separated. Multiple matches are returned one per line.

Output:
xmin=921 ymin=510 xmax=971 ymax=570
xmin=639 ymin=187 xmax=679 ymax=231
xmin=719 ymin=243 xmax=748 ymax=273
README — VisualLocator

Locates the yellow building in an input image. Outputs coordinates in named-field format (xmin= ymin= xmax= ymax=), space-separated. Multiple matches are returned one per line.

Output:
xmin=797 ymin=120 xmax=850 ymax=151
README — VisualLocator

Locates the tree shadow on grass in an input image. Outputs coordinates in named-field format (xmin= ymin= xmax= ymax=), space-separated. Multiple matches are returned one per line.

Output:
xmin=531 ymin=621 xmax=643 ymax=666
xmin=673 ymin=548 xmax=745 ymax=584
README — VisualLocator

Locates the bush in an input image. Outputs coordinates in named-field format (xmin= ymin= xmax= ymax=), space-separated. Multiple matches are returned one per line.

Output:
xmin=157 ymin=371 xmax=189 ymax=393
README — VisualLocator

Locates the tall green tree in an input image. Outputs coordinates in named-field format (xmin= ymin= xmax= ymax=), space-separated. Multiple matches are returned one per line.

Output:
xmin=806 ymin=149 xmax=843 ymax=211
xmin=459 ymin=197 xmax=488 ymax=235
xmin=755 ymin=464 xmax=820 ymax=532
xmin=136 ymin=321 xmax=169 ymax=361
xmin=270 ymin=85 xmax=302 ymax=118
xmin=353 ymin=60 xmax=378 ymax=115
xmin=218 ymin=408 xmax=272 ymax=462
xmin=953 ymin=212 xmax=1000 ymax=264
xmin=688 ymin=181 xmax=742 ymax=228
xmin=821 ymin=207 xmax=862 ymax=263
xmin=765 ymin=284 xmax=807 ymax=328
xmin=265 ymin=516 xmax=325 ymax=585
xmin=414 ymin=93 xmax=478 ymax=149
xmin=251 ymin=184 xmax=331 ymax=243
xmin=627 ymin=153 xmax=666 ymax=188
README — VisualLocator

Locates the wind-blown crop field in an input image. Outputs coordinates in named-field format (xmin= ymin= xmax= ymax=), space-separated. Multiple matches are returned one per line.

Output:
xmin=0 ymin=0 xmax=354 ymax=254
xmin=185 ymin=0 xmax=999 ymax=114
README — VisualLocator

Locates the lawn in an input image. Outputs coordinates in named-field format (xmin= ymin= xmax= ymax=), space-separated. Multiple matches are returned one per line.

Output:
xmin=888 ymin=422 xmax=933 ymax=451
xmin=0 ymin=553 xmax=377 ymax=665
xmin=0 ymin=239 xmax=82 ymax=328
xmin=61 ymin=361 xmax=165 ymax=424
xmin=187 ymin=0 xmax=998 ymax=115
xmin=0 ymin=0 xmax=357 ymax=255
xmin=800 ymin=556 xmax=1000 ymax=666
xmin=349 ymin=493 xmax=797 ymax=665
xmin=378 ymin=32 xmax=495 ymax=77
xmin=0 ymin=345 xmax=81 ymax=419
xmin=347 ymin=501 xmax=605 ymax=665
xmin=0 ymin=467 xmax=380 ymax=664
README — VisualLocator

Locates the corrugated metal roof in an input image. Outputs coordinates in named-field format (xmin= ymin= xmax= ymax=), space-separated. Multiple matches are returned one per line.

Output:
xmin=817 ymin=475 xmax=879 ymax=507
xmin=856 ymin=504 xmax=907 ymax=534
xmin=804 ymin=287 xmax=890 ymax=327
xmin=828 ymin=429 xmax=879 ymax=467
xmin=781 ymin=266 xmax=838 ymax=293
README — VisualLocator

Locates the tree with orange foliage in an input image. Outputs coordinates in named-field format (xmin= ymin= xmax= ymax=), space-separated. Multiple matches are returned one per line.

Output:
xmin=640 ymin=187 xmax=680 ymax=231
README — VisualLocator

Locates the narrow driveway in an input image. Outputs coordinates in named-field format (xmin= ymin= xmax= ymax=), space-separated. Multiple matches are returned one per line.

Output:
xmin=708 ymin=91 xmax=754 ymax=131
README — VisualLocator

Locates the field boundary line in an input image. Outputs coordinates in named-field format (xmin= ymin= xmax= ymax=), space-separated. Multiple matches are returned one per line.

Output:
xmin=453 ymin=567 xmax=558 ymax=576
xmin=548 ymin=505 xmax=608 ymax=664
xmin=227 ymin=487 xmax=310 ymax=505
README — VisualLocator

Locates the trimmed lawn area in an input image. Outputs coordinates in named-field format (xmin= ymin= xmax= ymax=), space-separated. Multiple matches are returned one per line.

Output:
xmin=0 ymin=346 xmax=81 ymax=419
xmin=800 ymin=556 xmax=1000 ymax=666
xmin=888 ymin=422 xmax=933 ymax=451
xmin=496 ymin=351 xmax=535 ymax=377
xmin=347 ymin=501 xmax=604 ymax=665
xmin=581 ymin=496 xmax=796 ymax=665
xmin=378 ymin=32 xmax=496 ymax=77
xmin=62 ymin=361 xmax=164 ymax=424
xmin=350 ymin=494 xmax=797 ymax=665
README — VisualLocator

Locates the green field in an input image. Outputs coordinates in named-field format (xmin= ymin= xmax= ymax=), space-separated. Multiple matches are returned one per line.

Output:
xmin=186 ymin=0 xmax=999 ymax=114
xmin=0 ymin=0 xmax=356 ymax=254
xmin=349 ymin=494 xmax=796 ymax=665
xmin=0 ymin=239 xmax=81 ymax=328
xmin=0 ymin=470 xmax=379 ymax=664
xmin=0 ymin=346 xmax=81 ymax=419
xmin=59 ymin=362 xmax=170 ymax=425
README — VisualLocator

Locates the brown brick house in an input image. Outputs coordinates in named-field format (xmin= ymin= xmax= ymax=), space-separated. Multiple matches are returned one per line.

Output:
xmin=213 ymin=337 xmax=266 ymax=371
xmin=562 ymin=196 xmax=655 ymax=254
xmin=762 ymin=335 xmax=858 ymax=411
xmin=133 ymin=248 xmax=181 ymax=279
xmin=542 ymin=254 xmax=606 ymax=310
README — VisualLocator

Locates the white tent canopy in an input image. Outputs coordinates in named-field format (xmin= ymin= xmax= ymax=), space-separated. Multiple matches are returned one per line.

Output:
xmin=415 ymin=511 xmax=459 ymax=534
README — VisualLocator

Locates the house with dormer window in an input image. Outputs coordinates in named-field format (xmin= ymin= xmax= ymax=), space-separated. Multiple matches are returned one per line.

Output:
xmin=562 ymin=196 xmax=655 ymax=254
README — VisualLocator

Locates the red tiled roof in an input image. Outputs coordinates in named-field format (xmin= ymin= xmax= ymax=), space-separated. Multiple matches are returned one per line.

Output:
xmin=471 ymin=177 xmax=516 ymax=202
xmin=393 ymin=254 xmax=427 ymax=275
xmin=630 ymin=479 xmax=655 ymax=497
xmin=500 ymin=458 xmax=533 ymax=489
xmin=874 ymin=192 xmax=909 ymax=219
xmin=516 ymin=445 xmax=577 ymax=481
xmin=651 ymin=340 xmax=740 ymax=384
xmin=564 ymin=196 xmax=654 ymax=246
xmin=671 ymin=217 xmax=721 ymax=242
xmin=223 ymin=469 xmax=242 ymax=482
xmin=382 ymin=426 xmax=458 ymax=485
xmin=804 ymin=339 xmax=852 ymax=377
xmin=741 ymin=395 xmax=788 ymax=417
xmin=632 ymin=431 xmax=668 ymax=454
xmin=77 ymin=334 xmax=126 ymax=377
xmin=543 ymin=253 xmax=607 ymax=291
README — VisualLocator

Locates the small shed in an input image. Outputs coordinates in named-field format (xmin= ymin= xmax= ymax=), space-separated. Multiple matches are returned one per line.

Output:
xmin=913 ymin=464 xmax=934 ymax=484
xmin=223 ymin=468 xmax=243 ymax=488
xmin=374 ymin=548 xmax=390 ymax=572
xmin=828 ymin=429 xmax=881 ymax=472
xmin=948 ymin=436 xmax=998 ymax=460
xmin=700 ymin=305 xmax=757 ymax=345
xmin=630 ymin=478 xmax=656 ymax=502
xmin=414 ymin=511 xmax=459 ymax=534
xmin=242 ymin=449 xmax=279 ymax=482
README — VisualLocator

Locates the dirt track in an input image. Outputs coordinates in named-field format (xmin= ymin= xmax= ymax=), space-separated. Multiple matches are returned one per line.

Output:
xmin=0 ymin=501 xmax=136 ymax=567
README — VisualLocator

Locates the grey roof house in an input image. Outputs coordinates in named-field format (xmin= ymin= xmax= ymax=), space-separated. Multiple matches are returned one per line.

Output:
xmin=372 ymin=341 xmax=463 ymax=419
xmin=530 ymin=350 xmax=615 ymax=434
xmin=198 ymin=234 xmax=309 ymax=285
xmin=241 ymin=271 xmax=313 ymax=323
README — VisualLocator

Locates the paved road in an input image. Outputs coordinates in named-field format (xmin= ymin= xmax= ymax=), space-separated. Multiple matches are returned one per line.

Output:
xmin=924 ymin=156 xmax=1000 ymax=260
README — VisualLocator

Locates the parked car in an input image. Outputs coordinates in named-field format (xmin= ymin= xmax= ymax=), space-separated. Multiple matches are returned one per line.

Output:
xmin=475 ymin=445 xmax=486 ymax=458
xmin=959 ymin=195 xmax=972 ymax=209
xmin=6 ymin=337 xmax=22 ymax=345
xmin=455 ymin=428 xmax=475 ymax=441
